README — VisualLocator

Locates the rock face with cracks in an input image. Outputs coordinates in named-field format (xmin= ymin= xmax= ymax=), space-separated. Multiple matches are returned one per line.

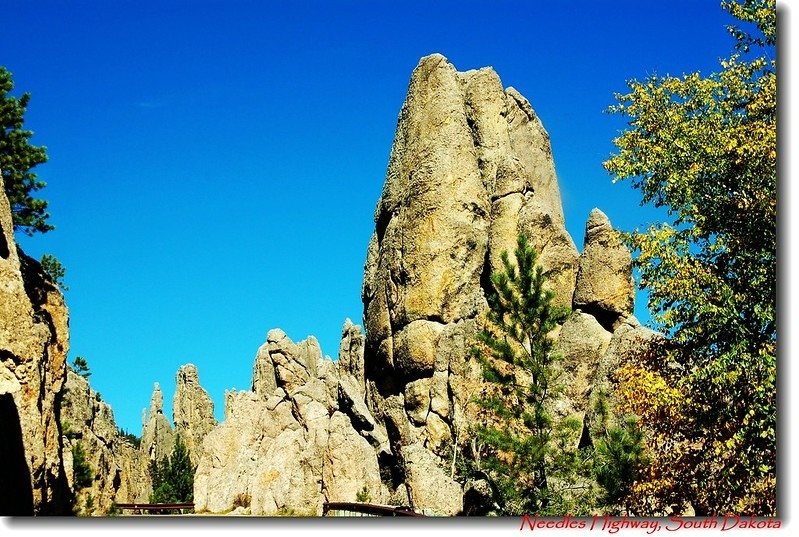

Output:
xmin=0 ymin=173 xmax=71 ymax=515
xmin=173 ymin=364 xmax=217 ymax=466
xmin=61 ymin=370 xmax=151 ymax=514
xmin=361 ymin=54 xmax=640 ymax=514
xmin=194 ymin=323 xmax=388 ymax=515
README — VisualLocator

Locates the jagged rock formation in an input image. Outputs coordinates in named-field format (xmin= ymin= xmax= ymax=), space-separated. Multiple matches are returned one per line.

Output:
xmin=141 ymin=383 xmax=175 ymax=463
xmin=58 ymin=363 xmax=220 ymax=514
xmin=194 ymin=324 xmax=389 ymax=515
xmin=60 ymin=370 xmax=151 ymax=513
xmin=360 ymin=54 xmax=640 ymax=514
xmin=191 ymin=54 xmax=646 ymax=517
xmin=0 ymin=54 xmax=656 ymax=517
xmin=573 ymin=208 xmax=635 ymax=331
xmin=173 ymin=364 xmax=217 ymax=466
xmin=0 ymin=174 xmax=71 ymax=515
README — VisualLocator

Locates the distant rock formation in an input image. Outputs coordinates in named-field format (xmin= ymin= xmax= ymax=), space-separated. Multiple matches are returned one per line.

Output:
xmin=59 ymin=362 xmax=220 ymax=514
xmin=60 ymin=370 xmax=151 ymax=513
xmin=141 ymin=383 xmax=176 ymax=464
xmin=194 ymin=323 xmax=388 ymax=515
xmin=0 ymin=173 xmax=71 ymax=515
xmin=173 ymin=364 xmax=217 ymax=466
xmin=0 ymin=165 xmax=196 ymax=514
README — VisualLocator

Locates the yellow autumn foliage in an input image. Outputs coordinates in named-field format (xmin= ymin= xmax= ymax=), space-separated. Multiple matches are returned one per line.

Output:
xmin=604 ymin=0 xmax=776 ymax=516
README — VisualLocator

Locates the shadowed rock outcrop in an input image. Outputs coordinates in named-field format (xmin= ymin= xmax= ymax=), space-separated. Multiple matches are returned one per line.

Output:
xmin=0 ymin=393 xmax=35 ymax=515
xmin=0 ymin=173 xmax=71 ymax=515
xmin=61 ymin=370 xmax=151 ymax=513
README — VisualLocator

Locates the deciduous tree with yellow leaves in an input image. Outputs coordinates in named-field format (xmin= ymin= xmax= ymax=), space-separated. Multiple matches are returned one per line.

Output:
xmin=604 ymin=0 xmax=776 ymax=516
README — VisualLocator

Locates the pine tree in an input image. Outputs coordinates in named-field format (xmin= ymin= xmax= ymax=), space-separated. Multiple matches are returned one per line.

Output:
xmin=470 ymin=234 xmax=571 ymax=515
xmin=71 ymin=442 xmax=93 ymax=490
xmin=0 ymin=66 xmax=51 ymax=235
xmin=71 ymin=356 xmax=91 ymax=379
xmin=41 ymin=254 xmax=68 ymax=292
xmin=149 ymin=435 xmax=194 ymax=506
xmin=593 ymin=416 xmax=646 ymax=513
xmin=168 ymin=435 xmax=194 ymax=503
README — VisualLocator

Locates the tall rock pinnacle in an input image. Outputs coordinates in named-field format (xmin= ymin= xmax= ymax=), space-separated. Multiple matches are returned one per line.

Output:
xmin=360 ymin=54 xmax=632 ymax=515
xmin=149 ymin=382 xmax=164 ymax=416
xmin=173 ymin=364 xmax=217 ymax=465
xmin=363 ymin=54 xmax=579 ymax=379
xmin=573 ymin=208 xmax=635 ymax=330
xmin=141 ymin=382 xmax=175 ymax=463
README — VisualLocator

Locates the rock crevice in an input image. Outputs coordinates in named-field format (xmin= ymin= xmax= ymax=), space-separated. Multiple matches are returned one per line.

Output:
xmin=0 ymin=173 xmax=71 ymax=515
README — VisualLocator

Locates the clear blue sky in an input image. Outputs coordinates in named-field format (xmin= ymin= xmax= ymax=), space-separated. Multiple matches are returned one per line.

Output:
xmin=3 ymin=1 xmax=741 ymax=435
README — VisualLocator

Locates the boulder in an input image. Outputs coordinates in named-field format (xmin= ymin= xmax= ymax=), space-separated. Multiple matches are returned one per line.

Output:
xmin=462 ymin=476 xmax=496 ymax=516
xmin=573 ymin=208 xmax=635 ymax=330
xmin=401 ymin=443 xmax=462 ymax=516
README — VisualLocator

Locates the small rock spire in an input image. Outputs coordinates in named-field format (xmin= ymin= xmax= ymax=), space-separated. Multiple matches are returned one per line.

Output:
xmin=149 ymin=382 xmax=164 ymax=417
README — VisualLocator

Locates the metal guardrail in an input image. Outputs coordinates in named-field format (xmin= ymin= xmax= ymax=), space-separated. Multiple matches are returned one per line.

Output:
xmin=115 ymin=502 xmax=194 ymax=514
xmin=116 ymin=501 xmax=422 ymax=517
xmin=323 ymin=502 xmax=425 ymax=517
